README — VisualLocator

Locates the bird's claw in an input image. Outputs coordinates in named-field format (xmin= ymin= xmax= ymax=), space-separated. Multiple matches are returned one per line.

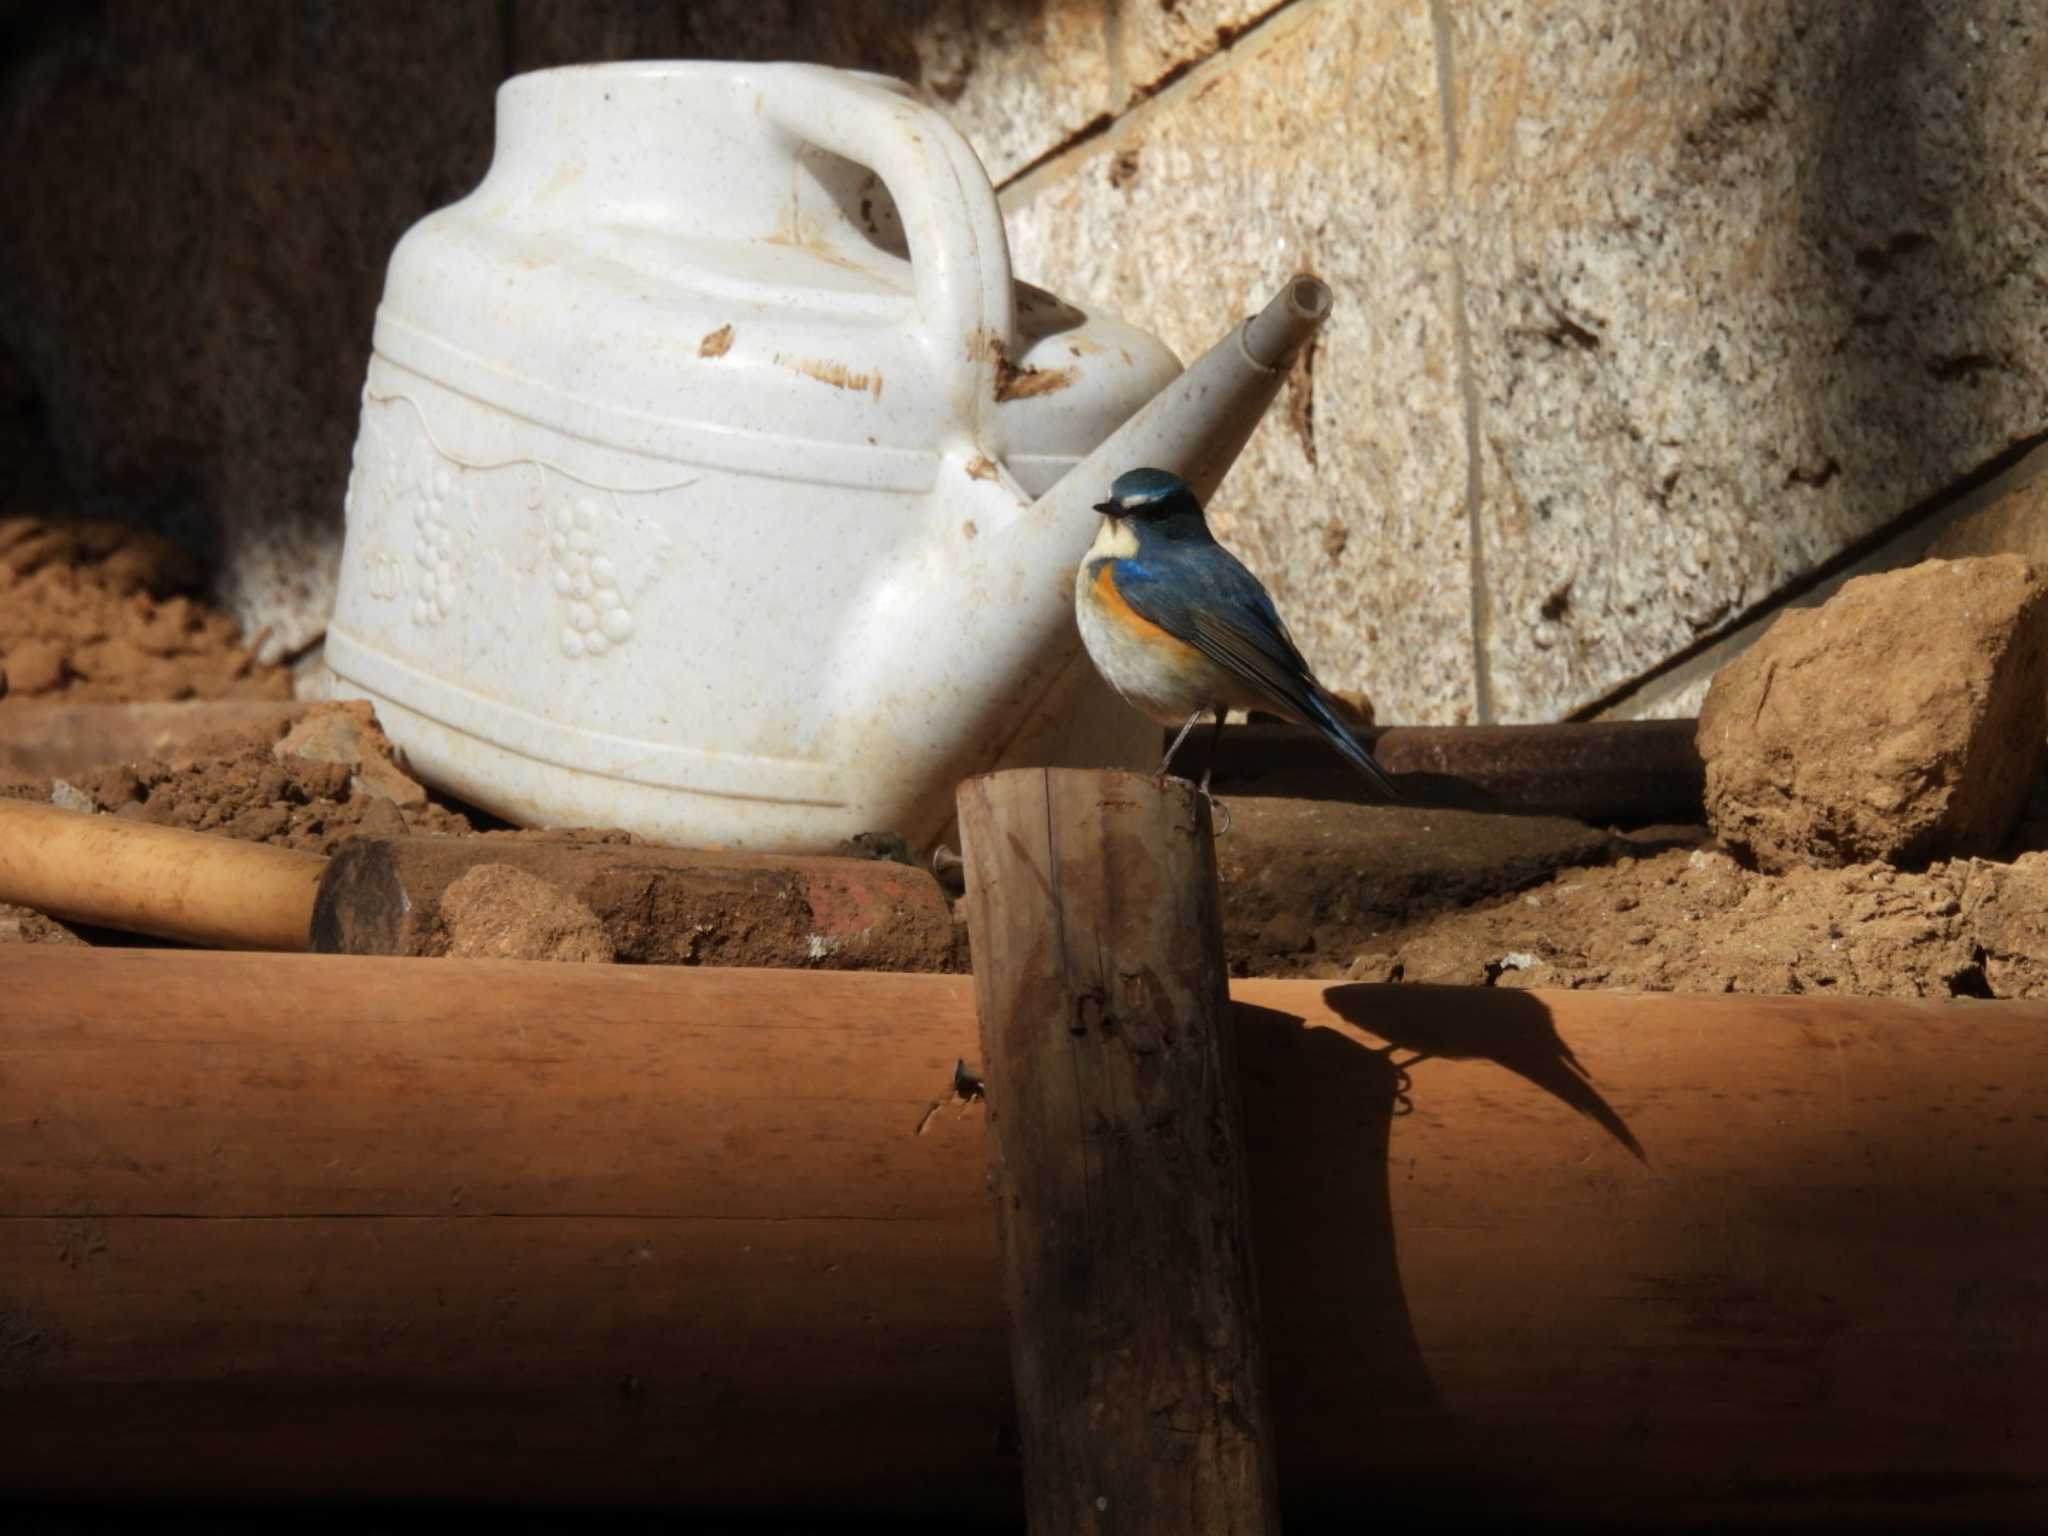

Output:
xmin=1148 ymin=771 xmax=1232 ymax=836
xmin=953 ymin=1058 xmax=986 ymax=1104
xmin=1204 ymin=790 xmax=1232 ymax=837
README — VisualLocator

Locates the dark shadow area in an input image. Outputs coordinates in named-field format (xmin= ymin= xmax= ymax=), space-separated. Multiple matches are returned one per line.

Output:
xmin=0 ymin=2 xmax=504 ymax=637
xmin=1798 ymin=2 xmax=2035 ymax=542
xmin=1232 ymin=1000 xmax=1451 ymax=1515
xmin=1320 ymin=983 xmax=1646 ymax=1165
xmin=30 ymin=1515 xmax=2015 ymax=1536
xmin=1205 ymin=720 xmax=1705 ymax=827
xmin=1580 ymin=6 xmax=2048 ymax=727
xmin=1232 ymin=993 xmax=1658 ymax=1523
xmin=1569 ymin=430 xmax=2048 ymax=724
xmin=0 ymin=1508 xmax=1022 ymax=1536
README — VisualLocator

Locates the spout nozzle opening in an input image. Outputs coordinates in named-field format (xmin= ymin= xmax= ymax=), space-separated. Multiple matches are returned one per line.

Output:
xmin=1242 ymin=273 xmax=1333 ymax=371
xmin=1288 ymin=274 xmax=1333 ymax=322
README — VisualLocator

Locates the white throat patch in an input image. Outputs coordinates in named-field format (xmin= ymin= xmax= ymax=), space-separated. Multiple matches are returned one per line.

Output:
xmin=1088 ymin=517 xmax=1142 ymax=561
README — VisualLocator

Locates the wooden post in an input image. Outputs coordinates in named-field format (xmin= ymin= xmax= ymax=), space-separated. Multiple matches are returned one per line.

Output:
xmin=955 ymin=768 xmax=1280 ymax=1535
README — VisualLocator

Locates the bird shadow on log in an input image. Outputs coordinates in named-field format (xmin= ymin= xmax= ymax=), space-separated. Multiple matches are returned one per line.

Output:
xmin=1235 ymin=987 xmax=1647 ymax=1520
xmin=1321 ymin=983 xmax=1647 ymax=1166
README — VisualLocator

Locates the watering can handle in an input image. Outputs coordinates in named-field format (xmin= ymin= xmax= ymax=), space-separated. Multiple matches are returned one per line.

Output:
xmin=759 ymin=70 xmax=1016 ymax=442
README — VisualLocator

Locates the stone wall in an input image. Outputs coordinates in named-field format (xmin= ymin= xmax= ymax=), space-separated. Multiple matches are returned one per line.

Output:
xmin=3 ymin=0 xmax=2043 ymax=719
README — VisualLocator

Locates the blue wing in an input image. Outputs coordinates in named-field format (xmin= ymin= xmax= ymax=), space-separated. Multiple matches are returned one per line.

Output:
xmin=1111 ymin=547 xmax=1398 ymax=800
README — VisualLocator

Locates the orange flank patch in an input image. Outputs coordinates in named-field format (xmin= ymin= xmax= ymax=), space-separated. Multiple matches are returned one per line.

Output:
xmin=1091 ymin=562 xmax=1193 ymax=659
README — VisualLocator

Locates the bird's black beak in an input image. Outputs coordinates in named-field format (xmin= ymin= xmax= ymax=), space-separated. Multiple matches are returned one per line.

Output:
xmin=1092 ymin=500 xmax=1120 ymax=516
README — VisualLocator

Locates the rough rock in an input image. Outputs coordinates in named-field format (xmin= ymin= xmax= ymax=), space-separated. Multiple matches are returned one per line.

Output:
xmin=1930 ymin=462 xmax=2048 ymax=567
xmin=46 ymin=779 xmax=96 ymax=815
xmin=4 ymin=638 xmax=65 ymax=696
xmin=1963 ymin=855 xmax=2048 ymax=996
xmin=1005 ymin=1 xmax=1478 ymax=724
xmin=436 ymin=864 xmax=616 ymax=963
xmin=275 ymin=701 xmax=428 ymax=807
xmin=1697 ymin=557 xmax=2048 ymax=871
xmin=355 ymin=794 xmax=410 ymax=841
xmin=1454 ymin=0 xmax=2048 ymax=720
xmin=312 ymin=833 xmax=963 ymax=971
xmin=0 ymin=901 xmax=86 ymax=946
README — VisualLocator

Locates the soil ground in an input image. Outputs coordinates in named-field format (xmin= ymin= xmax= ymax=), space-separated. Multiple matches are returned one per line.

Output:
xmin=0 ymin=513 xmax=295 ymax=704
xmin=2 ymin=713 xmax=473 ymax=855
xmin=1215 ymin=794 xmax=2048 ymax=998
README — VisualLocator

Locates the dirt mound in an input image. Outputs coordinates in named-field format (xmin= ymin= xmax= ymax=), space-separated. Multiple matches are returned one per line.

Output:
xmin=1358 ymin=839 xmax=2048 ymax=999
xmin=0 ymin=514 xmax=293 ymax=704
xmin=1217 ymin=797 xmax=1618 ymax=977
xmin=2 ymin=702 xmax=473 ymax=856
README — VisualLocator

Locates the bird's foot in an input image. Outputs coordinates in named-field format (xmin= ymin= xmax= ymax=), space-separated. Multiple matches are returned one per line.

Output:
xmin=928 ymin=843 xmax=966 ymax=896
xmin=915 ymin=1058 xmax=987 ymax=1135
xmin=1202 ymin=789 xmax=1233 ymax=837
xmin=1149 ymin=771 xmax=1231 ymax=835
xmin=1183 ymin=774 xmax=1230 ymax=835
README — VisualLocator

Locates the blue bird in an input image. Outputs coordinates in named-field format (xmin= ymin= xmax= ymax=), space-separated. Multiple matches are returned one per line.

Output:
xmin=1075 ymin=467 xmax=1397 ymax=799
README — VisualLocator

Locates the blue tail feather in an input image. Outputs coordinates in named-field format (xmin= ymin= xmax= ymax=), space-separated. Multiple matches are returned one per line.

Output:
xmin=1302 ymin=691 xmax=1400 ymax=801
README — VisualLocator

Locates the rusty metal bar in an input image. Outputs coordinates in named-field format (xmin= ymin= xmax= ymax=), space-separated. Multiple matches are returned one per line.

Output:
xmin=1204 ymin=719 xmax=1705 ymax=823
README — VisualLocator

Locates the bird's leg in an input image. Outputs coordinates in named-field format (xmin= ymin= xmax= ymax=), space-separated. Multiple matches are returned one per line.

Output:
xmin=1196 ymin=706 xmax=1232 ymax=837
xmin=1196 ymin=707 xmax=1227 ymax=795
xmin=1157 ymin=708 xmax=1206 ymax=782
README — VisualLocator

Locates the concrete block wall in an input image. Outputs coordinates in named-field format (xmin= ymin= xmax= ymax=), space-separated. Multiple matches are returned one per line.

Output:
xmin=985 ymin=0 xmax=2048 ymax=723
xmin=3 ymin=0 xmax=2043 ymax=722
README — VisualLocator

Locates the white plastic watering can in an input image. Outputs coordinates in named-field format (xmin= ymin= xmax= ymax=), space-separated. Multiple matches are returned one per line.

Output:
xmin=327 ymin=61 xmax=1329 ymax=852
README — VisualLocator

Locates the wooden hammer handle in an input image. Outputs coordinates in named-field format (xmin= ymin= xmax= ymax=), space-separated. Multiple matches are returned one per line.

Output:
xmin=0 ymin=798 xmax=322 ymax=950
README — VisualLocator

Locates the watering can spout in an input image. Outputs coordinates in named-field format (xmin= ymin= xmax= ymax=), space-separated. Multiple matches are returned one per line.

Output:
xmin=1244 ymin=272 xmax=1336 ymax=363
xmin=1036 ymin=274 xmax=1333 ymax=517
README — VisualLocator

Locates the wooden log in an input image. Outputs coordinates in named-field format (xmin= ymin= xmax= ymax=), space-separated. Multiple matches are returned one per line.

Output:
xmin=311 ymin=833 xmax=956 ymax=970
xmin=0 ymin=951 xmax=1005 ymax=1514
xmin=0 ymin=798 xmax=322 ymax=950
xmin=3 ymin=949 xmax=2048 ymax=1525
xmin=0 ymin=699 xmax=313 ymax=779
xmin=0 ymin=806 xmax=953 ymax=965
xmin=955 ymin=769 xmax=1279 ymax=1534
